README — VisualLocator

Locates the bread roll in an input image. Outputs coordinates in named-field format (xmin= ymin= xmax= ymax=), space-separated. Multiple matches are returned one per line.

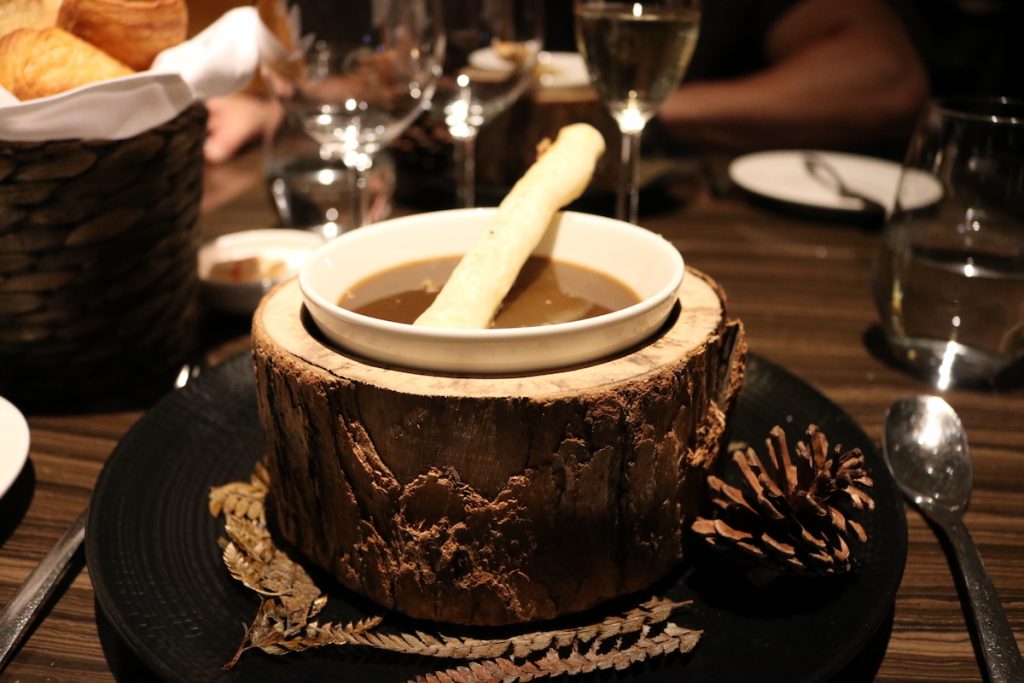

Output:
xmin=57 ymin=0 xmax=188 ymax=71
xmin=0 ymin=0 xmax=61 ymax=35
xmin=0 ymin=27 xmax=134 ymax=100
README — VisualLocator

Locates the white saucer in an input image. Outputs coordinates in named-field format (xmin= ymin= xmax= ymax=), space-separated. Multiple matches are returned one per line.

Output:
xmin=0 ymin=394 xmax=29 ymax=498
xmin=728 ymin=150 xmax=944 ymax=214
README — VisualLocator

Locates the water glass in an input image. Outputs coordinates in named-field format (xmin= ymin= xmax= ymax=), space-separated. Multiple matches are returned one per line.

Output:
xmin=265 ymin=103 xmax=395 ymax=239
xmin=874 ymin=97 xmax=1024 ymax=389
xmin=259 ymin=0 xmax=442 ymax=229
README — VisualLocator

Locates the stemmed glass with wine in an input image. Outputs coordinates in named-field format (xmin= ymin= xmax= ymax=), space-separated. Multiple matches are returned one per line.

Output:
xmin=575 ymin=0 xmax=700 ymax=223
xmin=260 ymin=0 xmax=444 ymax=233
xmin=431 ymin=0 xmax=543 ymax=208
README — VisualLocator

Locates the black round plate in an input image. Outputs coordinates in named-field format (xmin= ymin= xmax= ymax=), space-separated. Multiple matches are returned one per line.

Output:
xmin=86 ymin=353 xmax=907 ymax=682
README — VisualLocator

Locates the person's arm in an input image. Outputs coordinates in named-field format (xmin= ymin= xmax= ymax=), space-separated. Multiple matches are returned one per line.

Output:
xmin=658 ymin=0 xmax=928 ymax=150
xmin=203 ymin=93 xmax=277 ymax=164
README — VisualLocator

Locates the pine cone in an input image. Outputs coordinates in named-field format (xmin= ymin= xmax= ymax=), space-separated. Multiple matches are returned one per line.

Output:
xmin=692 ymin=425 xmax=875 ymax=577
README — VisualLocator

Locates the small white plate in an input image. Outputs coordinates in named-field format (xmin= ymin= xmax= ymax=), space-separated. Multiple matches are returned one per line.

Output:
xmin=0 ymin=395 xmax=29 ymax=498
xmin=728 ymin=150 xmax=944 ymax=214
xmin=198 ymin=229 xmax=325 ymax=316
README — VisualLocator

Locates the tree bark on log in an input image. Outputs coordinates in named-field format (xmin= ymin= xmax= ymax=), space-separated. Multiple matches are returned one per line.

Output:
xmin=252 ymin=269 xmax=745 ymax=626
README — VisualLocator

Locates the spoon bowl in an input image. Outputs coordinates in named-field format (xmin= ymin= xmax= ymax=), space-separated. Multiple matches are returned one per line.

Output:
xmin=883 ymin=395 xmax=972 ymax=521
xmin=883 ymin=395 xmax=1024 ymax=683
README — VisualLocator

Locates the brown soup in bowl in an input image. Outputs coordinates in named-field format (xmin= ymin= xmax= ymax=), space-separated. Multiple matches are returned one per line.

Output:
xmin=339 ymin=255 xmax=640 ymax=327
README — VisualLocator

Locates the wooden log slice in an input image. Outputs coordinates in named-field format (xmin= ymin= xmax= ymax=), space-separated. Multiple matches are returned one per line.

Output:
xmin=252 ymin=269 xmax=746 ymax=626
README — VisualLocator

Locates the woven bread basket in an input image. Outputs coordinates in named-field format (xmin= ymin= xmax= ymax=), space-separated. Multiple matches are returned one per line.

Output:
xmin=0 ymin=105 xmax=207 ymax=409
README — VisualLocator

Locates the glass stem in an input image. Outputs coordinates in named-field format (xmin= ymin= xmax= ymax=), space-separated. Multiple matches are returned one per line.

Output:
xmin=453 ymin=130 xmax=478 ymax=209
xmin=617 ymin=128 xmax=642 ymax=224
xmin=348 ymin=154 xmax=372 ymax=228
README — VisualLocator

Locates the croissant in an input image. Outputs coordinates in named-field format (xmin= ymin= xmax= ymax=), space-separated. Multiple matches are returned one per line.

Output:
xmin=0 ymin=0 xmax=61 ymax=35
xmin=57 ymin=0 xmax=188 ymax=71
xmin=0 ymin=27 xmax=134 ymax=100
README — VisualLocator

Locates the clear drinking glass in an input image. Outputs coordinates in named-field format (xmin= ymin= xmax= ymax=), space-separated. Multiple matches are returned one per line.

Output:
xmin=874 ymin=97 xmax=1024 ymax=389
xmin=265 ymin=100 xmax=396 ymax=239
xmin=431 ymin=0 xmax=543 ymax=208
xmin=260 ymin=0 xmax=443 ymax=229
xmin=574 ymin=0 xmax=700 ymax=224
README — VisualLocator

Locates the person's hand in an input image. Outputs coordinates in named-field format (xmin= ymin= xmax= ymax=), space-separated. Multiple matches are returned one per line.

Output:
xmin=204 ymin=93 xmax=276 ymax=164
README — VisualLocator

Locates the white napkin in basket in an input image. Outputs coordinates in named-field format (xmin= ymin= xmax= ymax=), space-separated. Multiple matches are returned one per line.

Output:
xmin=0 ymin=7 xmax=269 ymax=141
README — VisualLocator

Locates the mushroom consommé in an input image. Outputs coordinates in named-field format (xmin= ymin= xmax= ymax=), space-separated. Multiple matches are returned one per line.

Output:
xmin=339 ymin=255 xmax=641 ymax=328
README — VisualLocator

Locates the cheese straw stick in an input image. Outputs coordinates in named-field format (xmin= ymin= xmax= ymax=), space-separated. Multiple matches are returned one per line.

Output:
xmin=414 ymin=123 xmax=606 ymax=329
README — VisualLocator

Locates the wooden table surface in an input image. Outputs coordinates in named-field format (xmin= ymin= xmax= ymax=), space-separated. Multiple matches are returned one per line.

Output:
xmin=1 ymin=149 xmax=1021 ymax=682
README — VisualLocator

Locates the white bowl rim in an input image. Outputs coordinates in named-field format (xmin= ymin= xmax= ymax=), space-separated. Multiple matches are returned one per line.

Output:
xmin=298 ymin=209 xmax=684 ymax=342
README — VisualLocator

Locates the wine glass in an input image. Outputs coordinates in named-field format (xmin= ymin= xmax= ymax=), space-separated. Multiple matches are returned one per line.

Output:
xmin=260 ymin=0 xmax=444 ymax=232
xmin=575 ymin=0 xmax=700 ymax=223
xmin=431 ymin=0 xmax=543 ymax=208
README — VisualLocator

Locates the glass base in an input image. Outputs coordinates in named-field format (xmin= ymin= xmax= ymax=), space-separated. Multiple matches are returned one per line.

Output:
xmin=266 ymin=152 xmax=395 ymax=233
xmin=883 ymin=333 xmax=1019 ymax=390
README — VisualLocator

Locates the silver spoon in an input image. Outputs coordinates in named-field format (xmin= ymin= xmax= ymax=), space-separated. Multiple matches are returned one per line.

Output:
xmin=883 ymin=395 xmax=1024 ymax=683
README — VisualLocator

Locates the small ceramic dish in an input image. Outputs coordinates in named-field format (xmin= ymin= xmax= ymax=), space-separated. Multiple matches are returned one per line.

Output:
xmin=299 ymin=209 xmax=684 ymax=374
xmin=198 ymin=229 xmax=325 ymax=315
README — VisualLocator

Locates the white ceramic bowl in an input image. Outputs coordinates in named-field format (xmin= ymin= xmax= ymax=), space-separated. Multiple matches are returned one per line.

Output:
xmin=299 ymin=209 xmax=684 ymax=374
xmin=198 ymin=229 xmax=325 ymax=315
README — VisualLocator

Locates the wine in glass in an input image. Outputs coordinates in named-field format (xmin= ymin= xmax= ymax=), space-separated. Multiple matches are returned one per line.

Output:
xmin=575 ymin=0 xmax=700 ymax=223
xmin=261 ymin=0 xmax=444 ymax=233
xmin=432 ymin=0 xmax=543 ymax=207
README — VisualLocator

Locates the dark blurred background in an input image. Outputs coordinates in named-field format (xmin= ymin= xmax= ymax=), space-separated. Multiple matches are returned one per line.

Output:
xmin=538 ymin=0 xmax=1024 ymax=99
xmin=188 ymin=0 xmax=1023 ymax=101
xmin=891 ymin=0 xmax=1023 ymax=98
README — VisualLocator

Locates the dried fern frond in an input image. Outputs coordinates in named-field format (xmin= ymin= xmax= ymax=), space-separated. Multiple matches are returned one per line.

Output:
xmin=415 ymin=622 xmax=702 ymax=683
xmin=216 ymin=472 xmax=334 ymax=667
xmin=291 ymin=597 xmax=690 ymax=662
xmin=223 ymin=517 xmax=322 ymax=620
xmin=223 ymin=541 xmax=269 ymax=594
xmin=209 ymin=465 xmax=270 ymax=522
xmin=226 ymin=597 xmax=383 ymax=668
xmin=224 ymin=515 xmax=275 ymax=565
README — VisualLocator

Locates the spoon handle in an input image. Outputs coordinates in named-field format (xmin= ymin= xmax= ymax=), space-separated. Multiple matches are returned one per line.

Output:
xmin=0 ymin=508 xmax=87 ymax=672
xmin=943 ymin=519 xmax=1024 ymax=682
